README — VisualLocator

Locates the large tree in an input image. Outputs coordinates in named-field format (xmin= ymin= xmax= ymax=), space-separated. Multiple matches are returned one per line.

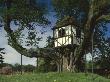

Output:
xmin=52 ymin=0 xmax=110 ymax=71
xmin=0 ymin=0 xmax=50 ymax=56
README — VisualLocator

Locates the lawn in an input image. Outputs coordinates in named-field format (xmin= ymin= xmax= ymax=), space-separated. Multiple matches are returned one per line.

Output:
xmin=0 ymin=72 xmax=110 ymax=82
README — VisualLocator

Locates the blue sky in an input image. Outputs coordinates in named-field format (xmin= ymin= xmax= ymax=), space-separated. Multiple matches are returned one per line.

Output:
xmin=0 ymin=0 xmax=56 ymax=66
xmin=0 ymin=14 xmax=55 ymax=65
xmin=106 ymin=24 xmax=110 ymax=37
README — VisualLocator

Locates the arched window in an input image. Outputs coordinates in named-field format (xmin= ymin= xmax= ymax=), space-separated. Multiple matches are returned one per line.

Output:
xmin=58 ymin=28 xmax=65 ymax=37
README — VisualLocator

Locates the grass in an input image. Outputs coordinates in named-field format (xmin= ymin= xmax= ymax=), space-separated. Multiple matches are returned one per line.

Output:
xmin=0 ymin=72 xmax=110 ymax=82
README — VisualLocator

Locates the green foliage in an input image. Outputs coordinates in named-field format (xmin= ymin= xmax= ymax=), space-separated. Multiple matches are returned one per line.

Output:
xmin=46 ymin=36 xmax=54 ymax=48
xmin=36 ymin=58 xmax=57 ymax=73
xmin=0 ymin=0 xmax=51 ymax=56
xmin=52 ymin=0 xmax=89 ymax=26
xmin=12 ymin=63 xmax=36 ymax=72
xmin=0 ymin=54 xmax=4 ymax=68
xmin=26 ymin=30 xmax=41 ymax=48
xmin=13 ymin=63 xmax=21 ymax=72
xmin=1 ymin=63 xmax=13 ymax=68
xmin=52 ymin=0 xmax=110 ymax=72
xmin=0 ymin=48 xmax=5 ymax=68
xmin=93 ymin=0 xmax=110 ymax=13
xmin=92 ymin=22 xmax=110 ymax=69
xmin=0 ymin=0 xmax=49 ymax=24
xmin=23 ymin=64 xmax=35 ymax=72
xmin=52 ymin=0 xmax=89 ymax=16
xmin=0 ymin=72 xmax=110 ymax=82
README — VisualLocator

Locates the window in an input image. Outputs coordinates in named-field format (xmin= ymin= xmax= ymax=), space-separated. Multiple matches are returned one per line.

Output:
xmin=76 ymin=28 xmax=81 ymax=38
xmin=58 ymin=28 xmax=65 ymax=37
xmin=54 ymin=30 xmax=58 ymax=38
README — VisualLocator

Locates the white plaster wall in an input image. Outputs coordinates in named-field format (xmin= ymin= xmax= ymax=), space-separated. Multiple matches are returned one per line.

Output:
xmin=54 ymin=25 xmax=84 ymax=47
xmin=55 ymin=36 xmax=71 ymax=47
xmin=54 ymin=25 xmax=76 ymax=47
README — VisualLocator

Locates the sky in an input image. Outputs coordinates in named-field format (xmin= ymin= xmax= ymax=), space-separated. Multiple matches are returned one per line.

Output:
xmin=0 ymin=27 xmax=37 ymax=66
xmin=0 ymin=0 xmax=57 ymax=66
xmin=0 ymin=0 xmax=110 ymax=66
xmin=0 ymin=12 xmax=56 ymax=66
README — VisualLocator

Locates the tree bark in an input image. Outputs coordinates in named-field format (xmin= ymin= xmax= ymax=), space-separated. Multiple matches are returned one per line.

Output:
xmin=68 ymin=52 xmax=74 ymax=72
xmin=56 ymin=59 xmax=62 ymax=73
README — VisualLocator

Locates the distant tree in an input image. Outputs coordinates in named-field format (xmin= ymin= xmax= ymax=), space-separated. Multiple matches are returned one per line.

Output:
xmin=23 ymin=64 xmax=35 ymax=72
xmin=2 ymin=63 xmax=13 ymax=67
xmin=0 ymin=48 xmax=5 ymax=68
xmin=12 ymin=63 xmax=36 ymax=72
xmin=0 ymin=54 xmax=4 ymax=68
xmin=86 ymin=23 xmax=110 ymax=69
xmin=13 ymin=63 xmax=21 ymax=72
xmin=93 ymin=38 xmax=110 ymax=69
xmin=2 ymin=66 xmax=12 ymax=75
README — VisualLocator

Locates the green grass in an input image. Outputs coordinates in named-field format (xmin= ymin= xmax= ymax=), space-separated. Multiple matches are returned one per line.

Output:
xmin=0 ymin=72 xmax=110 ymax=82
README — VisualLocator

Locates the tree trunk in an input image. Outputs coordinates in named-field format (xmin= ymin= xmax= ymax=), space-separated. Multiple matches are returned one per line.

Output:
xmin=56 ymin=60 xmax=62 ymax=73
xmin=63 ymin=55 xmax=68 ymax=71
xmin=71 ymin=0 xmax=97 ymax=72
xmin=57 ymin=63 xmax=60 ymax=73
xmin=68 ymin=52 xmax=74 ymax=72
xmin=55 ymin=51 xmax=63 ymax=73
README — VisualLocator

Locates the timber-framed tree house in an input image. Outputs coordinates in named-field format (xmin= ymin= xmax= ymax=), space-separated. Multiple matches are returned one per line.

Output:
xmin=53 ymin=16 xmax=84 ymax=72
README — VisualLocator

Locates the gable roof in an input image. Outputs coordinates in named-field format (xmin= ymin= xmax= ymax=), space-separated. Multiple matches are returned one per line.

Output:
xmin=53 ymin=16 xmax=79 ymax=29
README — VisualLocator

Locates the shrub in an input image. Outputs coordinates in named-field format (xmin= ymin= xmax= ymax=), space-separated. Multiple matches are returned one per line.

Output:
xmin=2 ymin=66 xmax=12 ymax=75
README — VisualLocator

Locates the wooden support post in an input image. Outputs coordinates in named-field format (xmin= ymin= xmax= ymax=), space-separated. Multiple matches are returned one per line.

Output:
xmin=21 ymin=54 xmax=22 ymax=75
xmin=37 ymin=57 xmax=39 ymax=69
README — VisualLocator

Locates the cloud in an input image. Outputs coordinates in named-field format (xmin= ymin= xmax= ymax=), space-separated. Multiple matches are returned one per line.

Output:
xmin=0 ymin=11 xmax=56 ymax=66
xmin=0 ymin=28 xmax=8 ymax=47
xmin=86 ymin=53 xmax=92 ymax=61
xmin=0 ymin=29 xmax=37 ymax=66
xmin=0 ymin=24 xmax=52 ymax=66
xmin=2 ymin=45 xmax=37 ymax=66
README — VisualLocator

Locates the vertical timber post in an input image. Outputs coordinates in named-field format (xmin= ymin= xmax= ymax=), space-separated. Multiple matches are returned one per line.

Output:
xmin=37 ymin=57 xmax=39 ymax=69
xmin=21 ymin=54 xmax=22 ymax=75
xmin=92 ymin=30 xmax=94 ymax=74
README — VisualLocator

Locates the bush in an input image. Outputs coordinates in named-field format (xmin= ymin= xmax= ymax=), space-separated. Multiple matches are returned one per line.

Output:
xmin=1 ymin=66 xmax=12 ymax=75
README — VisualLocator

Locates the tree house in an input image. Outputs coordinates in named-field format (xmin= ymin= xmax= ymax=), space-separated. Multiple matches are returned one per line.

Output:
xmin=53 ymin=16 xmax=83 ymax=48
xmin=53 ymin=16 xmax=84 ymax=72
